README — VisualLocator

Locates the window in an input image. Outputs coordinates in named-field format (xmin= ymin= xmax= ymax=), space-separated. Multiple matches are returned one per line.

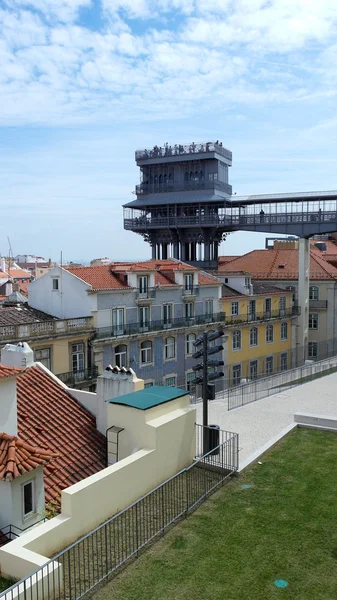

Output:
xmin=165 ymin=376 xmax=176 ymax=387
xmin=286 ymin=286 xmax=296 ymax=304
xmin=232 ymin=364 xmax=241 ymax=386
xmin=72 ymin=343 xmax=84 ymax=373
xmin=265 ymin=298 xmax=271 ymax=317
xmin=280 ymin=353 xmax=288 ymax=371
xmin=115 ymin=344 xmax=127 ymax=367
xmin=266 ymin=324 xmax=274 ymax=343
xmin=231 ymin=301 xmax=239 ymax=316
xmin=232 ymin=330 xmax=241 ymax=351
xmin=139 ymin=306 xmax=150 ymax=329
xmin=186 ymin=371 xmax=196 ymax=392
xmin=185 ymin=302 xmax=194 ymax=319
xmin=140 ymin=340 xmax=152 ymax=364
xmin=186 ymin=333 xmax=196 ymax=355
xmin=249 ymin=327 xmax=258 ymax=347
xmin=250 ymin=360 xmax=258 ymax=380
xmin=279 ymin=296 xmax=286 ymax=316
xmin=309 ymin=286 xmax=319 ymax=301
xmin=23 ymin=481 xmax=34 ymax=518
xmin=205 ymin=300 xmax=213 ymax=318
xmin=208 ymin=172 xmax=218 ymax=181
xmin=308 ymin=341 xmax=318 ymax=358
xmin=138 ymin=276 xmax=148 ymax=295
xmin=280 ymin=322 xmax=288 ymax=341
xmin=248 ymin=299 xmax=256 ymax=321
xmin=112 ymin=308 xmax=124 ymax=336
xmin=245 ymin=277 xmax=250 ymax=287
xmin=163 ymin=303 xmax=173 ymax=327
xmin=266 ymin=356 xmax=274 ymax=375
xmin=309 ymin=313 xmax=319 ymax=330
xmin=165 ymin=336 xmax=175 ymax=359
xmin=52 ymin=278 xmax=59 ymax=290
xmin=184 ymin=274 xmax=193 ymax=291
xmin=144 ymin=381 xmax=154 ymax=388
xmin=35 ymin=348 xmax=51 ymax=370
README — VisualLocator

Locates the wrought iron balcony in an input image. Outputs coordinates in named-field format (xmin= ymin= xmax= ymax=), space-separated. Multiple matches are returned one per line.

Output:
xmin=309 ymin=299 xmax=328 ymax=309
xmin=135 ymin=141 xmax=232 ymax=162
xmin=57 ymin=366 xmax=98 ymax=387
xmin=225 ymin=306 xmax=300 ymax=327
xmin=135 ymin=180 xmax=232 ymax=196
xmin=182 ymin=286 xmax=199 ymax=297
xmin=135 ymin=288 xmax=156 ymax=300
xmin=94 ymin=312 xmax=226 ymax=340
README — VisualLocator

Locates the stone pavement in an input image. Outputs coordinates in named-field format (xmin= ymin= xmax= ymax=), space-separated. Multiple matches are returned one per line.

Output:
xmin=196 ymin=372 xmax=337 ymax=468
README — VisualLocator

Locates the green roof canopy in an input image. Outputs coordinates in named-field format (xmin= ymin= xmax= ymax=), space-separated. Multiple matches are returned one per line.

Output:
xmin=107 ymin=386 xmax=188 ymax=410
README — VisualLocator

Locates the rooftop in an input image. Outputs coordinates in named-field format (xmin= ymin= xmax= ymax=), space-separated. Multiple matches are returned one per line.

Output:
xmin=0 ymin=364 xmax=107 ymax=503
xmin=135 ymin=141 xmax=232 ymax=162
xmin=0 ymin=433 xmax=57 ymax=481
xmin=0 ymin=305 xmax=56 ymax=327
xmin=107 ymin=386 xmax=188 ymax=410
xmin=218 ymin=248 xmax=337 ymax=280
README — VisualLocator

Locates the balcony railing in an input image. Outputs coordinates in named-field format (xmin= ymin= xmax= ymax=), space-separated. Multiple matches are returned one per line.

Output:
xmin=57 ymin=366 xmax=98 ymax=387
xmin=0 ymin=316 xmax=94 ymax=342
xmin=135 ymin=288 xmax=156 ymax=300
xmin=135 ymin=180 xmax=232 ymax=196
xmin=182 ymin=286 xmax=199 ymax=297
xmin=225 ymin=306 xmax=300 ymax=327
xmin=95 ymin=312 xmax=226 ymax=340
xmin=309 ymin=299 xmax=328 ymax=309
xmin=135 ymin=141 xmax=232 ymax=162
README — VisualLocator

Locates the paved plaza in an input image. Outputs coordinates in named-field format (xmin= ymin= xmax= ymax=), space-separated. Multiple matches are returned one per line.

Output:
xmin=196 ymin=372 xmax=337 ymax=468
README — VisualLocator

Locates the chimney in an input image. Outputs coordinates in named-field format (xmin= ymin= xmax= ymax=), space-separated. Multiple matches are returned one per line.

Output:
xmin=5 ymin=279 xmax=13 ymax=297
xmin=95 ymin=367 xmax=144 ymax=435
xmin=0 ymin=257 xmax=6 ymax=273
xmin=1 ymin=342 xmax=35 ymax=369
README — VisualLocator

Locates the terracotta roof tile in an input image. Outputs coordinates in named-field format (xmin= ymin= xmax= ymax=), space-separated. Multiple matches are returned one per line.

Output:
xmin=65 ymin=265 xmax=130 ymax=290
xmin=0 ymin=365 xmax=23 ymax=380
xmin=218 ymin=249 xmax=337 ymax=280
xmin=0 ymin=365 xmax=107 ymax=503
xmin=0 ymin=433 xmax=58 ymax=481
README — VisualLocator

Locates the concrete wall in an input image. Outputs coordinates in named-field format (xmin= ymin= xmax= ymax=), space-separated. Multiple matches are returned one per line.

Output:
xmin=28 ymin=267 xmax=91 ymax=319
xmin=0 ymin=398 xmax=196 ymax=581
xmin=0 ymin=468 xmax=45 ymax=532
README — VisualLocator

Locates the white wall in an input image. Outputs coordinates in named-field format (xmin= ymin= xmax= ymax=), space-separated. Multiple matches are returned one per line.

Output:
xmin=0 ymin=482 xmax=13 ymax=530
xmin=0 ymin=378 xmax=17 ymax=436
xmin=0 ymin=468 xmax=45 ymax=532
xmin=28 ymin=267 xmax=92 ymax=319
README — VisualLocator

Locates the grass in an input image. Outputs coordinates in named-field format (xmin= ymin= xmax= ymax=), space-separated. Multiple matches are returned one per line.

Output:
xmin=89 ymin=428 xmax=337 ymax=600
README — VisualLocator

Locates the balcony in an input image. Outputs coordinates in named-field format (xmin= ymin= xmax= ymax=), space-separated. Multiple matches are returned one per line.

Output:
xmin=309 ymin=300 xmax=328 ymax=310
xmin=94 ymin=312 xmax=226 ymax=340
xmin=0 ymin=316 xmax=94 ymax=343
xmin=57 ymin=366 xmax=98 ymax=387
xmin=135 ymin=141 xmax=232 ymax=162
xmin=135 ymin=288 xmax=156 ymax=302
xmin=182 ymin=286 xmax=199 ymax=298
xmin=225 ymin=306 xmax=300 ymax=327
xmin=135 ymin=180 xmax=232 ymax=196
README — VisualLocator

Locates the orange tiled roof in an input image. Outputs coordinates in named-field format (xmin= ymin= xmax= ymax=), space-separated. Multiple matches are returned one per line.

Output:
xmin=0 ymin=433 xmax=58 ymax=481
xmin=65 ymin=265 xmax=129 ymax=290
xmin=0 ymin=365 xmax=107 ymax=503
xmin=15 ymin=366 xmax=107 ymax=503
xmin=0 ymin=365 xmax=23 ymax=380
xmin=218 ymin=256 xmax=239 ymax=265
xmin=218 ymin=249 xmax=337 ymax=280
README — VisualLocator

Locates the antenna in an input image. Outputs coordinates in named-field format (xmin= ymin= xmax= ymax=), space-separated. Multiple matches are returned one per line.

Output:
xmin=7 ymin=236 xmax=13 ymax=279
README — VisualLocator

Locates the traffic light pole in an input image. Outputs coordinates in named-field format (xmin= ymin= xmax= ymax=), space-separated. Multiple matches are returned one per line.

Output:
xmin=202 ymin=331 xmax=209 ymax=454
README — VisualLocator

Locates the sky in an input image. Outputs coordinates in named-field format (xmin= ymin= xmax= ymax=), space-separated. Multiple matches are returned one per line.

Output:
xmin=1 ymin=0 xmax=337 ymax=263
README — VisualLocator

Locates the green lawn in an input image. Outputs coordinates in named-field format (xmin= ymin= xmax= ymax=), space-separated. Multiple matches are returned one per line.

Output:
xmin=90 ymin=428 xmax=337 ymax=600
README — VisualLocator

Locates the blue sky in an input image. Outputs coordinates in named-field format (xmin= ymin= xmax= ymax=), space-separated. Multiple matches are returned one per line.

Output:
xmin=1 ymin=0 xmax=337 ymax=262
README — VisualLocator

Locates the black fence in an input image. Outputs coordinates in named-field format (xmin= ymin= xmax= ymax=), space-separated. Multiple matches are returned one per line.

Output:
xmin=0 ymin=427 xmax=239 ymax=600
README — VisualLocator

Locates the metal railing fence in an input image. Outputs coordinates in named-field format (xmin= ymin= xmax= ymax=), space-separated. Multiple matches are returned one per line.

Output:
xmin=0 ymin=429 xmax=238 ymax=600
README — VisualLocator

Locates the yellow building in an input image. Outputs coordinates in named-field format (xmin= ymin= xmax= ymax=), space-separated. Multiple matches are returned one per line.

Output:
xmin=218 ymin=272 xmax=298 ymax=386
xmin=0 ymin=294 xmax=96 ymax=389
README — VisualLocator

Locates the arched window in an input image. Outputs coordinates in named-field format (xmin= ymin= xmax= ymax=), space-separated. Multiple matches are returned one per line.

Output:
xmin=159 ymin=174 xmax=163 ymax=183
xmin=194 ymin=171 xmax=199 ymax=181
xmin=250 ymin=327 xmax=258 ymax=347
xmin=168 ymin=173 xmax=173 ymax=181
xmin=140 ymin=340 xmax=152 ymax=364
xmin=199 ymin=170 xmax=204 ymax=180
xmin=186 ymin=333 xmax=196 ymax=355
xmin=184 ymin=172 xmax=188 ymax=181
xmin=309 ymin=286 xmax=319 ymax=301
xmin=190 ymin=171 xmax=194 ymax=181
xmin=165 ymin=336 xmax=175 ymax=359
xmin=115 ymin=344 xmax=127 ymax=367
xmin=163 ymin=174 xmax=168 ymax=184
xmin=154 ymin=175 xmax=158 ymax=184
